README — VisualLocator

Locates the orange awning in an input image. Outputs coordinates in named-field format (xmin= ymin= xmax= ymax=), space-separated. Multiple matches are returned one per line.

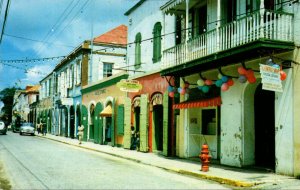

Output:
xmin=173 ymin=97 xmax=222 ymax=109
xmin=100 ymin=105 xmax=112 ymax=117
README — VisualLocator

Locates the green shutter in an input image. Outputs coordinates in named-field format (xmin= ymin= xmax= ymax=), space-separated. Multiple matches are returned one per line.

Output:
xmin=163 ymin=92 xmax=169 ymax=156
xmin=117 ymin=105 xmax=124 ymax=135
xmin=123 ymin=97 xmax=131 ymax=149
xmin=135 ymin=33 xmax=142 ymax=69
xmin=81 ymin=105 xmax=88 ymax=141
xmin=111 ymin=99 xmax=115 ymax=146
xmin=140 ymin=94 xmax=149 ymax=152
xmin=94 ymin=103 xmax=103 ymax=144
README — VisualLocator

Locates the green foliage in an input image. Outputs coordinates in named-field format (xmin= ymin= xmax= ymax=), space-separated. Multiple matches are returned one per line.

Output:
xmin=0 ymin=87 xmax=20 ymax=124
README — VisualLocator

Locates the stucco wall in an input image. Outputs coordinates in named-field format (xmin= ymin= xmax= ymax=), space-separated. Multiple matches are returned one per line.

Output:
xmin=82 ymin=84 xmax=127 ymax=145
xmin=293 ymin=2 xmax=300 ymax=178
xmin=275 ymin=68 xmax=294 ymax=175
xmin=221 ymin=80 xmax=243 ymax=167
xmin=126 ymin=0 xmax=175 ymax=74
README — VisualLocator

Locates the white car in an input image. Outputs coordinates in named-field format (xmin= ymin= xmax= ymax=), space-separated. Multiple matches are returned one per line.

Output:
xmin=20 ymin=123 xmax=35 ymax=136
xmin=0 ymin=121 xmax=7 ymax=135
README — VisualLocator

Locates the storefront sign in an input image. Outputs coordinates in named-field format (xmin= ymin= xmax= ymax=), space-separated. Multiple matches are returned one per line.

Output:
xmin=116 ymin=79 xmax=142 ymax=92
xmin=61 ymin=98 xmax=73 ymax=106
xmin=260 ymin=64 xmax=283 ymax=92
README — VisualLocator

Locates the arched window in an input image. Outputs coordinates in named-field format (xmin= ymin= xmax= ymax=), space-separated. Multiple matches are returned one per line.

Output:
xmin=135 ymin=33 xmax=142 ymax=70
xmin=152 ymin=22 xmax=162 ymax=63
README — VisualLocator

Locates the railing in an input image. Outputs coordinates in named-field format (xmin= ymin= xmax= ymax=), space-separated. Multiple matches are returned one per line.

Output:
xmin=162 ymin=9 xmax=294 ymax=69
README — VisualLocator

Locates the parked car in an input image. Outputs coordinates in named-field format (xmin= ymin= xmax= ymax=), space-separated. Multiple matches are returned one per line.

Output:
xmin=19 ymin=123 xmax=35 ymax=136
xmin=0 ymin=121 xmax=7 ymax=135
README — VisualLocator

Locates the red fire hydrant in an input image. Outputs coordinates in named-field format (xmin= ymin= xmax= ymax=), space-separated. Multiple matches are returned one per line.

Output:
xmin=199 ymin=144 xmax=211 ymax=172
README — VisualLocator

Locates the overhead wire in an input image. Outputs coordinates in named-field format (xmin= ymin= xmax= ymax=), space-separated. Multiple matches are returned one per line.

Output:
xmin=0 ymin=0 xmax=10 ymax=43
xmin=3 ymin=33 xmax=76 ymax=48
xmin=36 ymin=0 xmax=81 ymax=56
xmin=1 ymin=0 xmax=298 ymax=76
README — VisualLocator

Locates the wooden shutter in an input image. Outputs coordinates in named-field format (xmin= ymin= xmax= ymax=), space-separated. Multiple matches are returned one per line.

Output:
xmin=123 ymin=97 xmax=131 ymax=149
xmin=140 ymin=94 xmax=149 ymax=152
xmin=163 ymin=92 xmax=169 ymax=156
xmin=81 ymin=105 xmax=88 ymax=141
xmin=117 ymin=105 xmax=124 ymax=135
xmin=111 ymin=99 xmax=115 ymax=146
xmin=94 ymin=103 xmax=103 ymax=144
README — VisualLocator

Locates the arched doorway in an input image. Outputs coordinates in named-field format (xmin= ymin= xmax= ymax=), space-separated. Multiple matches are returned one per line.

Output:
xmin=133 ymin=97 xmax=140 ymax=133
xmin=76 ymin=105 xmax=81 ymax=137
xmin=47 ymin=110 xmax=52 ymax=134
xmin=254 ymin=84 xmax=275 ymax=169
xmin=70 ymin=106 xmax=75 ymax=138
xmin=63 ymin=107 xmax=68 ymax=137
xmin=89 ymin=104 xmax=95 ymax=141
xmin=101 ymin=102 xmax=112 ymax=145
xmin=151 ymin=93 xmax=163 ymax=152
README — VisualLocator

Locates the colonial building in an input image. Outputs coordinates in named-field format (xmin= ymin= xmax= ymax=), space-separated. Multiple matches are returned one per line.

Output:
xmin=39 ymin=73 xmax=54 ymax=134
xmin=52 ymin=41 xmax=90 ymax=137
xmin=81 ymin=24 xmax=128 ymax=146
xmin=124 ymin=0 xmax=175 ymax=155
xmin=160 ymin=0 xmax=300 ymax=176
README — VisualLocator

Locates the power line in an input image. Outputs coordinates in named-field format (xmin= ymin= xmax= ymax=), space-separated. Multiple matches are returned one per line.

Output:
xmin=3 ymin=33 xmax=76 ymax=48
xmin=0 ymin=62 xmax=48 ymax=75
xmin=0 ymin=55 xmax=66 ymax=64
xmin=36 ymin=0 xmax=81 ymax=56
xmin=0 ymin=0 xmax=10 ymax=43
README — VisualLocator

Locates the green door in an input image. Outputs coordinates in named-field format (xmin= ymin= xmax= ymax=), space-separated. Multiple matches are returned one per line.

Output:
xmin=123 ymin=97 xmax=131 ymax=149
xmin=111 ymin=99 xmax=115 ymax=146
xmin=140 ymin=94 xmax=149 ymax=152
xmin=163 ymin=92 xmax=169 ymax=156
xmin=94 ymin=103 xmax=103 ymax=144
xmin=81 ymin=105 xmax=88 ymax=141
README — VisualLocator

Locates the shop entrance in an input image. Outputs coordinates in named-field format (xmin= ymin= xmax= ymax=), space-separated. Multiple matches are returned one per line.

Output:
xmin=70 ymin=106 xmax=75 ymax=138
xmin=254 ymin=84 xmax=275 ymax=169
xmin=153 ymin=105 xmax=163 ymax=151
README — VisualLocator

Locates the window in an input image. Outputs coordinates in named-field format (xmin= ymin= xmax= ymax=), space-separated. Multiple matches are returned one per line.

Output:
xmin=201 ymin=109 xmax=217 ymax=135
xmin=70 ymin=65 xmax=74 ymax=88
xmin=103 ymin=62 xmax=113 ymax=78
xmin=76 ymin=60 xmax=81 ymax=85
xmin=153 ymin=22 xmax=162 ymax=63
xmin=48 ymin=79 xmax=51 ymax=96
xmin=135 ymin=33 xmax=142 ymax=70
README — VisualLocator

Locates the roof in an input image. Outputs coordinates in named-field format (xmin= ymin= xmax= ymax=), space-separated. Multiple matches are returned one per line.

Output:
xmin=124 ymin=0 xmax=146 ymax=16
xmin=25 ymin=85 xmax=40 ymax=93
xmin=93 ymin=25 xmax=127 ymax=46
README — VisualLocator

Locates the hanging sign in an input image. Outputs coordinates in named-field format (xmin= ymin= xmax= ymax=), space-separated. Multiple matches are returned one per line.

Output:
xmin=116 ymin=79 xmax=143 ymax=92
xmin=259 ymin=64 xmax=283 ymax=92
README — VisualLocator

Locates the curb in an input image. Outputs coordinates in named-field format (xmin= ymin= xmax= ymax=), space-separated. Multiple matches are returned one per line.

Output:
xmin=36 ymin=135 xmax=259 ymax=188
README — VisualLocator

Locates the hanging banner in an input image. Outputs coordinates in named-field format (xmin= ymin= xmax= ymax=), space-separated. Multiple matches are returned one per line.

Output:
xmin=259 ymin=64 xmax=283 ymax=92
xmin=116 ymin=79 xmax=143 ymax=92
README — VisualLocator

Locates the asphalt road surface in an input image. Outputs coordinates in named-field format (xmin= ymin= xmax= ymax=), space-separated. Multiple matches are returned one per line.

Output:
xmin=0 ymin=131 xmax=230 ymax=189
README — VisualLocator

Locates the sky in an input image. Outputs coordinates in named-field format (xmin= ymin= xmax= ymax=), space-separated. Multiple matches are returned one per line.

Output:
xmin=0 ymin=0 xmax=139 ymax=91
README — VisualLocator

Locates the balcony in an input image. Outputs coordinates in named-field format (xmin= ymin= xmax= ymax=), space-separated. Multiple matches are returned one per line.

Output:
xmin=161 ymin=9 xmax=294 ymax=76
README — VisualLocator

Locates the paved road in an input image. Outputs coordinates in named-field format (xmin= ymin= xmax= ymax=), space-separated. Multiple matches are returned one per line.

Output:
xmin=0 ymin=132 xmax=230 ymax=189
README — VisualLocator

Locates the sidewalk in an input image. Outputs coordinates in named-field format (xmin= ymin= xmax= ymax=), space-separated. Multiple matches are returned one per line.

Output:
xmin=36 ymin=133 xmax=299 ymax=188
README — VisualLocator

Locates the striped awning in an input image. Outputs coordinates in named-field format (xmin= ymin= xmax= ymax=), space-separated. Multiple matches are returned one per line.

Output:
xmin=173 ymin=97 xmax=222 ymax=109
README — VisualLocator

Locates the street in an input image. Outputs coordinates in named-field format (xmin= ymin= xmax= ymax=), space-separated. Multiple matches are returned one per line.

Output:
xmin=0 ymin=132 xmax=230 ymax=189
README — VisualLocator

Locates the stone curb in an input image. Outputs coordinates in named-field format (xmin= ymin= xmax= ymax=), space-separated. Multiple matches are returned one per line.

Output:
xmin=36 ymin=135 xmax=259 ymax=187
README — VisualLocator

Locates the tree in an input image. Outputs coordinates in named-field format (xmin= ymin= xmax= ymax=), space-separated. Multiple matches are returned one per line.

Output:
xmin=0 ymin=87 xmax=20 ymax=124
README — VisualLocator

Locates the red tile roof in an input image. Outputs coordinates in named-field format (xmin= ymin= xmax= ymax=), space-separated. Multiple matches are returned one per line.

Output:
xmin=93 ymin=25 xmax=127 ymax=46
xmin=26 ymin=85 xmax=40 ymax=93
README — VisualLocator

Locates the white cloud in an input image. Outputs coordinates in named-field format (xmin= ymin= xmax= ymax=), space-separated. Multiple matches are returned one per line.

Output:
xmin=22 ymin=64 xmax=54 ymax=85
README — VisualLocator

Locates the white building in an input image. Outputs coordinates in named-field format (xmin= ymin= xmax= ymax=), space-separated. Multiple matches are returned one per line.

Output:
xmin=159 ymin=0 xmax=300 ymax=176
